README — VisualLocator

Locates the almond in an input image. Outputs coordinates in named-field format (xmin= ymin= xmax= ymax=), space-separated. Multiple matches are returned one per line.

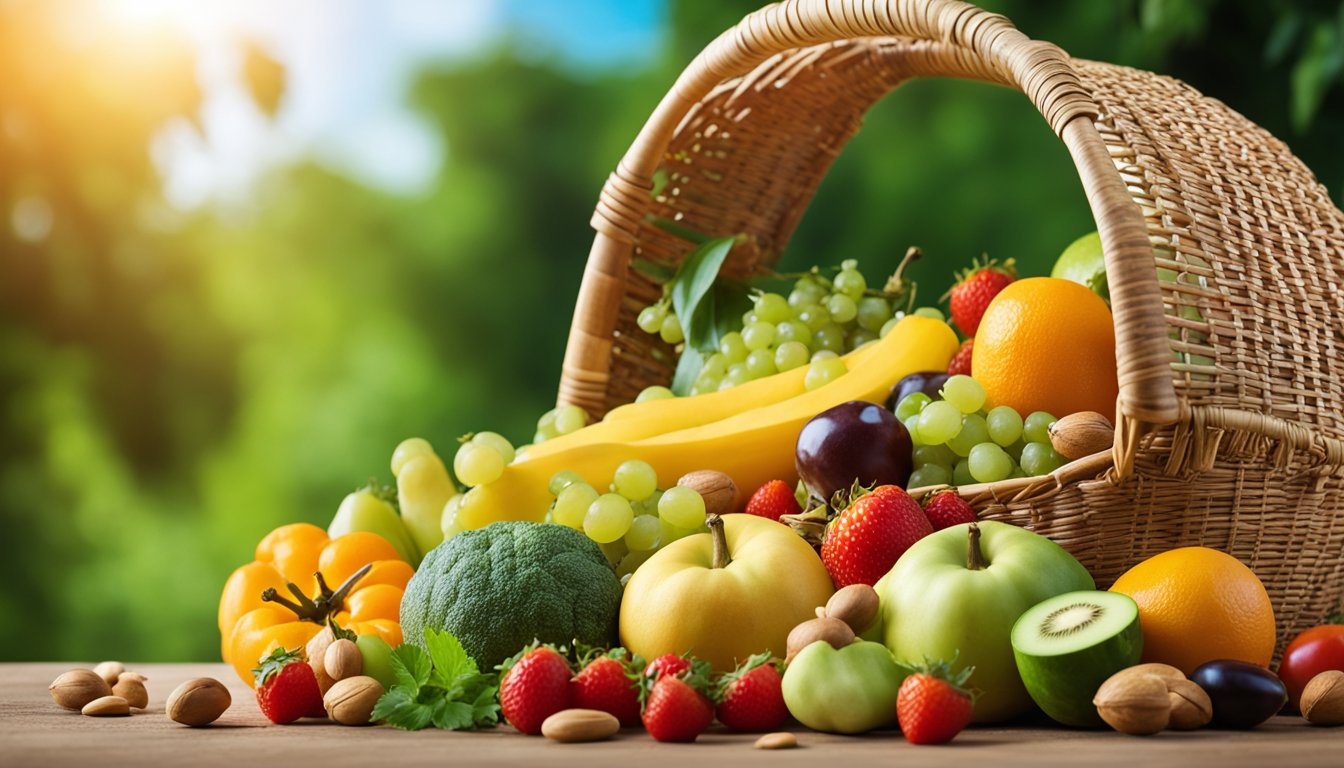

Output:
xmin=541 ymin=709 xmax=620 ymax=743
xmin=677 ymin=470 xmax=738 ymax=517
xmin=1094 ymin=668 xmax=1171 ymax=735
xmin=1166 ymin=678 xmax=1213 ymax=730
xmin=93 ymin=661 xmax=125 ymax=687
xmin=785 ymin=617 xmax=855 ymax=663
xmin=166 ymin=677 xmax=231 ymax=726
xmin=82 ymin=695 xmax=130 ymax=717
xmin=1048 ymin=411 xmax=1113 ymax=460
xmin=754 ymin=732 xmax=798 ymax=749
xmin=113 ymin=672 xmax=149 ymax=710
xmin=50 ymin=669 xmax=113 ymax=710
xmin=307 ymin=626 xmax=337 ymax=695
xmin=824 ymin=584 xmax=879 ymax=635
xmin=324 ymin=676 xmax=383 ymax=725
xmin=1301 ymin=670 xmax=1344 ymax=726
xmin=325 ymin=638 xmax=363 ymax=682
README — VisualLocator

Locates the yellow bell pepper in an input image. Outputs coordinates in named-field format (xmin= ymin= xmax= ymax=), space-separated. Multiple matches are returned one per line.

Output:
xmin=218 ymin=523 xmax=412 ymax=686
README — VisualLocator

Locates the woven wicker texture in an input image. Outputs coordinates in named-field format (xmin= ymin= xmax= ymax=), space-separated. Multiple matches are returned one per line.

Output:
xmin=557 ymin=0 xmax=1344 ymax=653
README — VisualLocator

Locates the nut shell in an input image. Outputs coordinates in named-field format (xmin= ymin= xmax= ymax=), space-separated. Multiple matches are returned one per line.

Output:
xmin=785 ymin=616 xmax=855 ymax=664
xmin=93 ymin=661 xmax=125 ymax=687
xmin=677 ymin=470 xmax=738 ymax=517
xmin=324 ymin=675 xmax=384 ymax=725
xmin=307 ymin=626 xmax=337 ymax=695
xmin=50 ymin=669 xmax=113 ymax=710
xmin=541 ymin=708 xmax=620 ymax=743
xmin=1094 ymin=669 xmax=1171 ymax=735
xmin=325 ymin=638 xmax=364 ymax=682
xmin=1048 ymin=411 xmax=1114 ymax=459
xmin=1301 ymin=670 xmax=1344 ymax=726
xmin=166 ymin=677 xmax=232 ymax=726
xmin=82 ymin=695 xmax=130 ymax=717
xmin=1167 ymin=678 xmax=1213 ymax=730
xmin=824 ymin=584 xmax=879 ymax=635
xmin=113 ymin=673 xmax=149 ymax=709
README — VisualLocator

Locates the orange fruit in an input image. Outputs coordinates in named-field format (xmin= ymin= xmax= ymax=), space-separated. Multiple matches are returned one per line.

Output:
xmin=1109 ymin=547 xmax=1275 ymax=674
xmin=971 ymin=277 xmax=1118 ymax=417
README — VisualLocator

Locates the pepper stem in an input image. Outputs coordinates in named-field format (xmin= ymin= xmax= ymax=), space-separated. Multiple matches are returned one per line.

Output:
xmin=708 ymin=514 xmax=731 ymax=569
xmin=261 ymin=563 xmax=373 ymax=624
xmin=966 ymin=523 xmax=987 ymax=571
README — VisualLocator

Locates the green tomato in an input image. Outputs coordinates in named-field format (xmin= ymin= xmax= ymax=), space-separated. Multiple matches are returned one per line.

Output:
xmin=875 ymin=521 xmax=1094 ymax=723
xmin=781 ymin=641 xmax=906 ymax=733
xmin=356 ymin=635 xmax=397 ymax=691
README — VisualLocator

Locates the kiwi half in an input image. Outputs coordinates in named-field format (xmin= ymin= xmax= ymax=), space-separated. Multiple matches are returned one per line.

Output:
xmin=1011 ymin=590 xmax=1142 ymax=727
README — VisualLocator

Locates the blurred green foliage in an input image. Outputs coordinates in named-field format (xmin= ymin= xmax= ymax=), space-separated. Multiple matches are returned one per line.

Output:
xmin=2 ymin=1 xmax=1341 ymax=661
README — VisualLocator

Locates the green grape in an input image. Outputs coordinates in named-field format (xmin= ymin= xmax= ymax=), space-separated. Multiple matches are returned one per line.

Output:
xmin=623 ymin=514 xmax=662 ymax=551
xmin=913 ymin=442 xmax=957 ymax=468
xmin=798 ymin=304 xmax=832 ymax=331
xmin=788 ymin=285 xmax=825 ymax=308
xmin=536 ymin=408 xmax=559 ymax=440
xmin=636 ymin=385 xmax=675 ymax=403
xmin=724 ymin=363 xmax=750 ymax=387
xmin=986 ymin=405 xmax=1024 ymax=446
xmin=846 ymin=328 xmax=878 ymax=351
xmin=812 ymin=324 xmax=845 ymax=353
xmin=659 ymin=313 xmax=684 ymax=344
xmin=941 ymin=375 xmax=987 ymax=414
xmin=554 ymin=405 xmax=588 ymax=435
xmin=833 ymin=265 xmax=867 ymax=299
xmin=825 ymin=293 xmax=858 ymax=323
xmin=617 ymin=548 xmax=656 ymax=578
xmin=902 ymin=414 xmax=924 ymax=445
xmin=913 ymin=307 xmax=945 ymax=321
xmin=553 ymin=482 xmax=598 ymax=528
xmin=918 ymin=401 xmax=963 ymax=445
xmin=775 ymin=320 xmax=810 ymax=345
xmin=549 ymin=470 xmax=585 ymax=496
xmin=391 ymin=437 xmax=435 ymax=477
xmin=719 ymin=331 xmax=749 ymax=362
xmin=947 ymin=413 xmax=989 ymax=457
xmin=695 ymin=370 xmax=723 ymax=393
xmin=598 ymin=538 xmax=628 ymax=567
xmin=472 ymin=431 xmax=515 ymax=464
xmin=658 ymin=485 xmax=706 ymax=528
xmin=879 ymin=316 xmax=902 ymax=338
xmin=1020 ymin=441 xmax=1064 ymax=476
xmin=908 ymin=464 xmax=952 ymax=488
xmin=952 ymin=459 xmax=974 ymax=485
xmin=894 ymin=392 xmax=932 ymax=422
xmin=741 ymin=310 xmax=759 ymax=326
xmin=745 ymin=348 xmax=777 ymax=379
xmin=810 ymin=350 xmax=838 ymax=362
xmin=755 ymin=292 xmax=792 ymax=323
xmin=742 ymin=321 xmax=777 ymax=351
xmin=636 ymin=303 xmax=666 ymax=333
xmin=453 ymin=442 xmax=505 ymax=487
xmin=613 ymin=459 xmax=658 ymax=501
xmin=1008 ymin=466 xmax=1027 ymax=479
xmin=774 ymin=341 xmax=810 ymax=372
xmin=968 ymin=443 xmax=1013 ymax=483
xmin=1006 ymin=439 xmax=1027 ymax=462
xmin=856 ymin=296 xmax=891 ymax=332
xmin=701 ymin=353 xmax=729 ymax=378
xmin=585 ymin=493 xmax=634 ymax=543
xmin=804 ymin=357 xmax=847 ymax=391
xmin=1024 ymin=411 xmax=1058 ymax=444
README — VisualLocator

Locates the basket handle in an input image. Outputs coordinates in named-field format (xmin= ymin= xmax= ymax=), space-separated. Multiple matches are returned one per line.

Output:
xmin=562 ymin=0 xmax=1179 ymax=427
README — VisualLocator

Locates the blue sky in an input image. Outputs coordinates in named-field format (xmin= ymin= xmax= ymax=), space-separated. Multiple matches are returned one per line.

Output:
xmin=133 ymin=0 xmax=665 ymax=208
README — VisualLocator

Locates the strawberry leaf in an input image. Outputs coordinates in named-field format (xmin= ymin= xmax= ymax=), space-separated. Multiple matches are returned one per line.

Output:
xmin=251 ymin=646 xmax=304 ymax=687
xmin=371 ymin=687 xmax=433 ymax=731
xmin=425 ymin=628 xmax=476 ymax=688
xmin=390 ymin=643 xmax=432 ymax=692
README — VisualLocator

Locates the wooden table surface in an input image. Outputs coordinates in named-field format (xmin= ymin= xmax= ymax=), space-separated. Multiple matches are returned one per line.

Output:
xmin=4 ymin=663 xmax=1341 ymax=767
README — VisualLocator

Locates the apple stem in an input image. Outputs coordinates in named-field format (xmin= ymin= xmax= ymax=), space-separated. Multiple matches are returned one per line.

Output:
xmin=966 ymin=523 xmax=987 ymax=570
xmin=708 ymin=514 xmax=731 ymax=569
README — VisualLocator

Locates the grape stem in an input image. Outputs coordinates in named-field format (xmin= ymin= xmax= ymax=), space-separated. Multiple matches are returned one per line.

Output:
xmin=260 ymin=563 xmax=372 ymax=624
xmin=966 ymin=523 xmax=987 ymax=571
xmin=707 ymin=514 xmax=731 ymax=569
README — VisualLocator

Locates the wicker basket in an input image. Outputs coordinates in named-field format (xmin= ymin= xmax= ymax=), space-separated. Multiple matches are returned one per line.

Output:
xmin=556 ymin=0 xmax=1344 ymax=653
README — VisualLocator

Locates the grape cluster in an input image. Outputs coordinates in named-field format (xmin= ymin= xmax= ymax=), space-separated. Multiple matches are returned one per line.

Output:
xmin=895 ymin=375 xmax=1065 ymax=487
xmin=637 ymin=259 xmax=943 ymax=396
xmin=546 ymin=460 xmax=709 ymax=578
xmin=533 ymin=404 xmax=589 ymax=444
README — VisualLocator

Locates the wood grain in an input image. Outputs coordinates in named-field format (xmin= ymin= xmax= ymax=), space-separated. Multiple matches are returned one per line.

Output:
xmin=3 ymin=663 xmax=1341 ymax=767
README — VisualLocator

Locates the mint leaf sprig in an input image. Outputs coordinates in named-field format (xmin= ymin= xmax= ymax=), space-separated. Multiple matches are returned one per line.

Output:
xmin=371 ymin=628 xmax=500 ymax=731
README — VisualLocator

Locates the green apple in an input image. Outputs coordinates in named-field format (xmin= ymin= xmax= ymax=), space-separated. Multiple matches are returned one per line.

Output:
xmin=328 ymin=487 xmax=420 ymax=565
xmin=356 ymin=635 xmax=397 ymax=690
xmin=781 ymin=641 xmax=906 ymax=733
xmin=875 ymin=521 xmax=1094 ymax=723
xmin=1051 ymin=231 xmax=1107 ymax=300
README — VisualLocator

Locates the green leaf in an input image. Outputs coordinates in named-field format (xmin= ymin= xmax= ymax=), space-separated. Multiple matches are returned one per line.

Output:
xmin=424 ymin=628 xmax=476 ymax=687
xmin=1291 ymin=23 xmax=1344 ymax=132
xmin=469 ymin=680 xmax=501 ymax=726
xmin=670 ymin=345 xmax=704 ymax=396
xmin=630 ymin=258 xmax=675 ymax=283
xmin=390 ymin=643 xmax=432 ymax=692
xmin=1264 ymin=11 xmax=1304 ymax=66
xmin=646 ymin=215 xmax=710 ymax=244
xmin=711 ymin=281 xmax=752 ymax=347
xmin=430 ymin=698 xmax=477 ymax=730
xmin=371 ymin=687 xmax=434 ymax=731
xmin=669 ymin=236 xmax=736 ymax=352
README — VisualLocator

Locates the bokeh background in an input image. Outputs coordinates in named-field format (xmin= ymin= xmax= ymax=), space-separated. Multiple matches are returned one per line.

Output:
xmin=2 ymin=0 xmax=1342 ymax=662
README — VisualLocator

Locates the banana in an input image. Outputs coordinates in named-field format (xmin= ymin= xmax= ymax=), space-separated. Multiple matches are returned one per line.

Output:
xmin=457 ymin=316 xmax=959 ymax=530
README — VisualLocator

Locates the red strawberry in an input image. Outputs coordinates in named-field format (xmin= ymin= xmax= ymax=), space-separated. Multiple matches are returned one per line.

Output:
xmin=745 ymin=480 xmax=802 ymax=522
xmin=570 ymin=647 xmax=642 ymax=727
xmin=821 ymin=485 xmax=933 ymax=588
xmin=896 ymin=659 xmax=975 ymax=745
xmin=642 ymin=667 xmax=715 ymax=743
xmin=922 ymin=491 xmax=976 ymax=530
xmin=947 ymin=258 xmax=1015 ymax=337
xmin=643 ymin=653 xmax=692 ymax=682
xmin=713 ymin=653 xmax=787 ymax=732
xmin=498 ymin=643 xmax=572 ymax=735
xmin=947 ymin=339 xmax=973 ymax=376
xmin=253 ymin=646 xmax=325 ymax=724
